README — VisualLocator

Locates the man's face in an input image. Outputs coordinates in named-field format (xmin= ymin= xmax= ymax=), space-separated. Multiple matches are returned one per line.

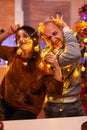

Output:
xmin=42 ymin=22 xmax=64 ymax=49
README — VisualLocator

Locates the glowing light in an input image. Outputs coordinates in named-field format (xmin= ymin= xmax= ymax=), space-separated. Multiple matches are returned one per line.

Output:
xmin=67 ymin=68 xmax=70 ymax=72
xmin=82 ymin=14 xmax=87 ymax=21
xmin=44 ymin=95 xmax=48 ymax=103
xmin=81 ymin=20 xmax=87 ymax=27
xmin=83 ymin=37 xmax=87 ymax=43
xmin=72 ymin=4 xmax=87 ymax=74
xmin=73 ymin=32 xmax=77 ymax=37
xmin=84 ymin=52 xmax=87 ymax=57
xmin=48 ymin=96 xmax=53 ymax=101
xmin=38 ymin=61 xmax=44 ymax=69
xmin=47 ymin=63 xmax=51 ymax=68
xmin=52 ymin=17 xmax=62 ymax=26
xmin=34 ymin=45 xmax=39 ymax=52
xmin=73 ymin=69 xmax=79 ymax=77
xmin=23 ymin=62 xmax=27 ymax=66
xmin=40 ymin=47 xmax=52 ymax=60
xmin=27 ymin=38 xmax=33 ymax=44
xmin=38 ymin=23 xmax=44 ymax=34
xmin=16 ymin=48 xmax=22 ymax=55
xmin=81 ymin=66 xmax=85 ymax=71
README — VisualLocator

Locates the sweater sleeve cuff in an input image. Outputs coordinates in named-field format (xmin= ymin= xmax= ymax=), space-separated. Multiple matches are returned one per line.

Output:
xmin=63 ymin=26 xmax=72 ymax=33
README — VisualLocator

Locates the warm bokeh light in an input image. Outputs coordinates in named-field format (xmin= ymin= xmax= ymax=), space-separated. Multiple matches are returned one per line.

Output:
xmin=81 ymin=66 xmax=85 ymax=71
xmin=84 ymin=52 xmax=87 ymax=57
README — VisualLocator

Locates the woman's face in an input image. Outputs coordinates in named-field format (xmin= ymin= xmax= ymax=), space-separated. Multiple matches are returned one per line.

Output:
xmin=16 ymin=29 xmax=33 ymax=52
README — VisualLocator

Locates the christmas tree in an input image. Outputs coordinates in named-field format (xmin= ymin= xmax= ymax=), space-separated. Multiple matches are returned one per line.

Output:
xmin=72 ymin=4 xmax=87 ymax=78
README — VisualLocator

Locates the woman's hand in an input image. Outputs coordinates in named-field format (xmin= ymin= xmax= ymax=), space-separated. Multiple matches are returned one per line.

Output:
xmin=6 ymin=24 xmax=20 ymax=35
xmin=0 ymin=24 xmax=20 ymax=43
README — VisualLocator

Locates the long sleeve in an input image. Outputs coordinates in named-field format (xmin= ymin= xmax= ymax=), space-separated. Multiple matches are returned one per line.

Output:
xmin=57 ymin=26 xmax=81 ymax=67
xmin=0 ymin=46 xmax=17 ymax=60
xmin=43 ymin=75 xmax=63 ymax=96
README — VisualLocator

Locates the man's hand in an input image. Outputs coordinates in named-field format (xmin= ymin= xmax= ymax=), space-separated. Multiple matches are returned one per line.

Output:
xmin=46 ymin=52 xmax=57 ymax=67
xmin=51 ymin=12 xmax=67 ymax=28
xmin=46 ymin=52 xmax=62 ymax=81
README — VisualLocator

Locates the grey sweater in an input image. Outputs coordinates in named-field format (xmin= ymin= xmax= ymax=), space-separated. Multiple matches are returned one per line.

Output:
xmin=57 ymin=26 xmax=81 ymax=96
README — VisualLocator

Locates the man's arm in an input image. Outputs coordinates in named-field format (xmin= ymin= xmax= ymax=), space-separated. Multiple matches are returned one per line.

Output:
xmin=57 ymin=27 xmax=81 ymax=67
xmin=54 ymin=14 xmax=81 ymax=67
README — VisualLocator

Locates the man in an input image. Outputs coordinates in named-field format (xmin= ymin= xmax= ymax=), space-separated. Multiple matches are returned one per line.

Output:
xmin=38 ymin=13 xmax=86 ymax=117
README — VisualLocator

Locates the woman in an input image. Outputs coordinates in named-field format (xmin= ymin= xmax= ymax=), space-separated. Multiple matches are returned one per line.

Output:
xmin=0 ymin=25 xmax=62 ymax=120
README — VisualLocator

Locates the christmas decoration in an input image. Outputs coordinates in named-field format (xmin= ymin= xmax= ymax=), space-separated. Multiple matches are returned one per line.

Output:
xmin=72 ymin=4 xmax=87 ymax=76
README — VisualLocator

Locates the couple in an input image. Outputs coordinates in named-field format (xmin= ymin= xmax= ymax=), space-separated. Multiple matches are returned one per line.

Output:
xmin=0 ymin=14 xmax=85 ymax=120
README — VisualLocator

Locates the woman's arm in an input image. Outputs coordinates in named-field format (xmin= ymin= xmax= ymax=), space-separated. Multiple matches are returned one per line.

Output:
xmin=0 ymin=24 xmax=20 ymax=44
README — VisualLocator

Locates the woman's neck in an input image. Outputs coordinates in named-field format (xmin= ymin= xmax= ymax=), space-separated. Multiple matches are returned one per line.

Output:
xmin=21 ymin=50 xmax=33 ymax=59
